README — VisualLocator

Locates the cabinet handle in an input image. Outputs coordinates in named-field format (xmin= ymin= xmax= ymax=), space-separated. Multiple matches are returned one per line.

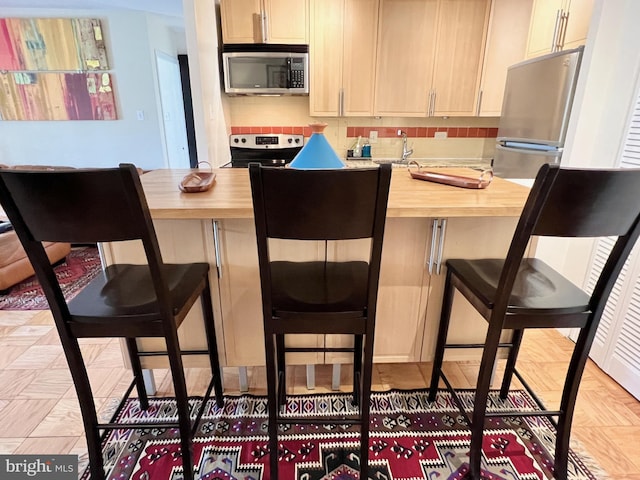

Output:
xmin=213 ymin=220 xmax=222 ymax=278
xmin=427 ymin=90 xmax=434 ymax=117
xmin=339 ymin=88 xmax=344 ymax=117
xmin=476 ymin=89 xmax=483 ymax=116
xmin=428 ymin=218 xmax=438 ymax=274
xmin=262 ymin=11 xmax=268 ymax=43
xmin=436 ymin=218 xmax=447 ymax=275
xmin=552 ymin=9 xmax=562 ymax=52
xmin=559 ymin=10 xmax=569 ymax=49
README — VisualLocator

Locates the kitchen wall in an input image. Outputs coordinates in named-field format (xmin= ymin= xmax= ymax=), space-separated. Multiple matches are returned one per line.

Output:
xmin=226 ymin=95 xmax=499 ymax=162
xmin=0 ymin=8 xmax=182 ymax=170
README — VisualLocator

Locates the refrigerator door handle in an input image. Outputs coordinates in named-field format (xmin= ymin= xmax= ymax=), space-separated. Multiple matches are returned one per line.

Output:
xmin=496 ymin=144 xmax=562 ymax=156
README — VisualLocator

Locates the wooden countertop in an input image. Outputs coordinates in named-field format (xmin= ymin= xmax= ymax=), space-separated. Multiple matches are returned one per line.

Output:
xmin=140 ymin=167 xmax=530 ymax=219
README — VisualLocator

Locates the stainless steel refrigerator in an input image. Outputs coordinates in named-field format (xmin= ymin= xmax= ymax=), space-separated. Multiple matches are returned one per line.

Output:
xmin=492 ymin=46 xmax=584 ymax=179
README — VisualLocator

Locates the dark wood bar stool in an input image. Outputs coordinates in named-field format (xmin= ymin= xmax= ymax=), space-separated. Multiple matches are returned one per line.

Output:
xmin=428 ymin=163 xmax=640 ymax=479
xmin=249 ymin=163 xmax=391 ymax=480
xmin=0 ymin=164 xmax=224 ymax=480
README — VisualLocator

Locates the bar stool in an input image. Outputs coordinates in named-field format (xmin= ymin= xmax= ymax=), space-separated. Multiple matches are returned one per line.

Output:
xmin=0 ymin=164 xmax=224 ymax=480
xmin=249 ymin=163 xmax=391 ymax=480
xmin=427 ymin=163 xmax=640 ymax=479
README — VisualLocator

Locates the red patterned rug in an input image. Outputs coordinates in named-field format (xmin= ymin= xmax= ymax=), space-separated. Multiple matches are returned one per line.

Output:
xmin=0 ymin=246 xmax=101 ymax=310
xmin=81 ymin=389 xmax=603 ymax=480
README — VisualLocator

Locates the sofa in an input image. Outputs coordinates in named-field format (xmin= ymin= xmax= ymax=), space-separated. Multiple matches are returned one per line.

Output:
xmin=0 ymin=164 xmax=73 ymax=292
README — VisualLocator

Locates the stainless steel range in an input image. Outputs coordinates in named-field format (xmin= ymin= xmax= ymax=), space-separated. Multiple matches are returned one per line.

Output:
xmin=229 ymin=133 xmax=304 ymax=168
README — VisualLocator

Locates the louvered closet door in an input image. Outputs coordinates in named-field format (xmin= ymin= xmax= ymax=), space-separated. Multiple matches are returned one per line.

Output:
xmin=583 ymin=89 xmax=640 ymax=400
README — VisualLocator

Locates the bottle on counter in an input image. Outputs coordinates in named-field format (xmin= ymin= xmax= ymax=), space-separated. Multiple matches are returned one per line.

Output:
xmin=362 ymin=139 xmax=371 ymax=158
xmin=352 ymin=136 xmax=362 ymax=158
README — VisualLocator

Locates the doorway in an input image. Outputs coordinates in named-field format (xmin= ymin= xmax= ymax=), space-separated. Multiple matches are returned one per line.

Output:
xmin=156 ymin=51 xmax=190 ymax=169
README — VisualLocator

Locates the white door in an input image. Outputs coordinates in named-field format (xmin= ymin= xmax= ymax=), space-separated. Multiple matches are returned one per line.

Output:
xmin=156 ymin=51 xmax=190 ymax=169
xmin=583 ymin=82 xmax=640 ymax=400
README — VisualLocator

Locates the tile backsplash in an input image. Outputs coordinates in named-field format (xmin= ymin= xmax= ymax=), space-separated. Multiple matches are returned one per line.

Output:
xmin=226 ymin=96 xmax=500 ymax=160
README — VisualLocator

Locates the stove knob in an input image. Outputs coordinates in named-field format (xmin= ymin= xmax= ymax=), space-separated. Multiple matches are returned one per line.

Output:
xmin=287 ymin=138 xmax=293 ymax=144
xmin=241 ymin=138 xmax=247 ymax=143
xmin=233 ymin=138 xmax=239 ymax=143
xmin=294 ymin=138 xmax=300 ymax=144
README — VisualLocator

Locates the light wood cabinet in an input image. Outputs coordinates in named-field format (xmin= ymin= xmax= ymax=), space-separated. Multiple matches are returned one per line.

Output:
xmin=431 ymin=0 xmax=491 ymax=116
xmin=526 ymin=0 xmax=593 ymax=58
xmin=373 ymin=0 xmax=490 ymax=117
xmin=309 ymin=0 xmax=378 ymax=117
xmin=373 ymin=0 xmax=438 ymax=116
xmin=220 ymin=0 xmax=308 ymax=44
xmin=477 ymin=0 xmax=534 ymax=116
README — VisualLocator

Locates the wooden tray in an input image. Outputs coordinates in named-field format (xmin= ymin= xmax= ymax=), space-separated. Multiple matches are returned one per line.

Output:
xmin=179 ymin=162 xmax=216 ymax=193
xmin=408 ymin=164 xmax=493 ymax=189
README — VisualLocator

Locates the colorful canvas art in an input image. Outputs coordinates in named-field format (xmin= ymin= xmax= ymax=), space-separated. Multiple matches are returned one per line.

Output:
xmin=0 ymin=18 xmax=109 ymax=71
xmin=0 ymin=72 xmax=117 ymax=120
xmin=0 ymin=18 xmax=115 ymax=120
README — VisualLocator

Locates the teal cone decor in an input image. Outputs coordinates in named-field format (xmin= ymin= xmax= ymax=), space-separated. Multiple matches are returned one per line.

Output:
xmin=288 ymin=123 xmax=346 ymax=169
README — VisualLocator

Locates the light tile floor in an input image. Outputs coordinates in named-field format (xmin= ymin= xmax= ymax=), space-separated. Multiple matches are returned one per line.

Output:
xmin=0 ymin=309 xmax=638 ymax=478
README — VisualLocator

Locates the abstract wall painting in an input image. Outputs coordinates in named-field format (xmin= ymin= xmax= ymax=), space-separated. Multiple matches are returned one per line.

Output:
xmin=0 ymin=72 xmax=117 ymax=121
xmin=0 ymin=18 xmax=109 ymax=71
xmin=0 ymin=18 xmax=115 ymax=120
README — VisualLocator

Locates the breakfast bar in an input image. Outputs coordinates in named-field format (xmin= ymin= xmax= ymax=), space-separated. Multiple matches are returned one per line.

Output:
xmin=101 ymin=167 xmax=530 ymax=379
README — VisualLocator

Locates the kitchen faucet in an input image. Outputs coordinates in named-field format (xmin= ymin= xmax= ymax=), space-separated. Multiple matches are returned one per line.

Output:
xmin=399 ymin=130 xmax=413 ymax=163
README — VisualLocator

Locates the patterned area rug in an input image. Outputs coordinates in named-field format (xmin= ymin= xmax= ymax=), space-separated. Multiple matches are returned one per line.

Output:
xmin=81 ymin=389 xmax=602 ymax=480
xmin=0 ymin=246 xmax=101 ymax=310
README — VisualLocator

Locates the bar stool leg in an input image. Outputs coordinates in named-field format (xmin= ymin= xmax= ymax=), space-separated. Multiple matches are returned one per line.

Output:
xmin=353 ymin=334 xmax=363 ymax=406
xmin=276 ymin=334 xmax=286 ymax=408
xmin=469 ymin=323 xmax=503 ymax=479
xmin=499 ymin=329 xmax=524 ymax=399
xmin=166 ymin=337 xmax=194 ymax=480
xmin=126 ymin=338 xmax=149 ymax=410
xmin=428 ymin=270 xmax=455 ymax=402
xmin=201 ymin=280 xmax=224 ymax=408
xmin=264 ymin=332 xmax=280 ymax=480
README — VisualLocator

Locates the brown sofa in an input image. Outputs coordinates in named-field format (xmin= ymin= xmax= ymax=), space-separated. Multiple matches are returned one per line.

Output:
xmin=0 ymin=229 xmax=71 ymax=292
xmin=0 ymin=164 xmax=73 ymax=292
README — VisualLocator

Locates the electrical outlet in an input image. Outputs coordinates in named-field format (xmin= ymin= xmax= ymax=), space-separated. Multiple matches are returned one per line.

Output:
xmin=434 ymin=131 xmax=448 ymax=139
xmin=369 ymin=130 xmax=378 ymax=143
xmin=136 ymin=110 xmax=145 ymax=121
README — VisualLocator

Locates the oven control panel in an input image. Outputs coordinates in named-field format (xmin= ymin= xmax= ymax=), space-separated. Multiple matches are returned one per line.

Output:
xmin=230 ymin=134 xmax=304 ymax=149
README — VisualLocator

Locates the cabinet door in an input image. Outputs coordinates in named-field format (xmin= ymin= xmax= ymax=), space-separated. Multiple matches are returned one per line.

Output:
xmin=526 ymin=0 xmax=564 ymax=58
xmin=220 ymin=0 xmax=262 ymax=44
xmin=265 ymin=0 xmax=309 ymax=44
xmin=431 ymin=0 xmax=490 ymax=116
xmin=374 ymin=0 xmax=438 ymax=117
xmin=217 ymin=219 xmax=323 ymax=367
xmin=310 ymin=0 xmax=378 ymax=117
xmin=309 ymin=0 xmax=343 ymax=116
xmin=420 ymin=217 xmax=519 ymax=362
xmin=342 ymin=0 xmax=379 ymax=116
xmin=562 ymin=0 xmax=594 ymax=50
xmin=326 ymin=218 xmax=432 ymax=363
xmin=478 ymin=0 xmax=533 ymax=116
xmin=220 ymin=0 xmax=307 ymax=44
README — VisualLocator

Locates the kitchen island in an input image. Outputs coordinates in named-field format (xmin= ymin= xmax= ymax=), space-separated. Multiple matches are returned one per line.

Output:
xmin=102 ymin=167 xmax=530 ymax=382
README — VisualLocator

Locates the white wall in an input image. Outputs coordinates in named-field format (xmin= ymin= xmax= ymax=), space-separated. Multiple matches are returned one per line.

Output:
xmin=0 ymin=8 xmax=180 ymax=171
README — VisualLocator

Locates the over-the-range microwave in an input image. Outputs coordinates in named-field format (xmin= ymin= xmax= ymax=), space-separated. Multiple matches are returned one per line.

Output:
xmin=222 ymin=44 xmax=309 ymax=96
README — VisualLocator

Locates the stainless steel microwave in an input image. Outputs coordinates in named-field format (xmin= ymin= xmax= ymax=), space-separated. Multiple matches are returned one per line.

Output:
xmin=222 ymin=44 xmax=309 ymax=96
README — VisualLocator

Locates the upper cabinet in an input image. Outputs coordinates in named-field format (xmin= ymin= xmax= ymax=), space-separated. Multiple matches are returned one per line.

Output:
xmin=220 ymin=0 xmax=308 ymax=44
xmin=373 ymin=0 xmax=438 ymax=116
xmin=477 ymin=0 xmax=534 ymax=116
xmin=373 ymin=0 xmax=490 ymax=117
xmin=526 ymin=0 xmax=594 ymax=58
xmin=310 ymin=0 xmax=379 ymax=116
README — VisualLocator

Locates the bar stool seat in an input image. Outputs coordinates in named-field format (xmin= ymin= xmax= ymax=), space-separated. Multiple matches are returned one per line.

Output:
xmin=428 ymin=164 xmax=640 ymax=480
xmin=0 ymin=164 xmax=224 ymax=480
xmin=249 ymin=163 xmax=391 ymax=480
